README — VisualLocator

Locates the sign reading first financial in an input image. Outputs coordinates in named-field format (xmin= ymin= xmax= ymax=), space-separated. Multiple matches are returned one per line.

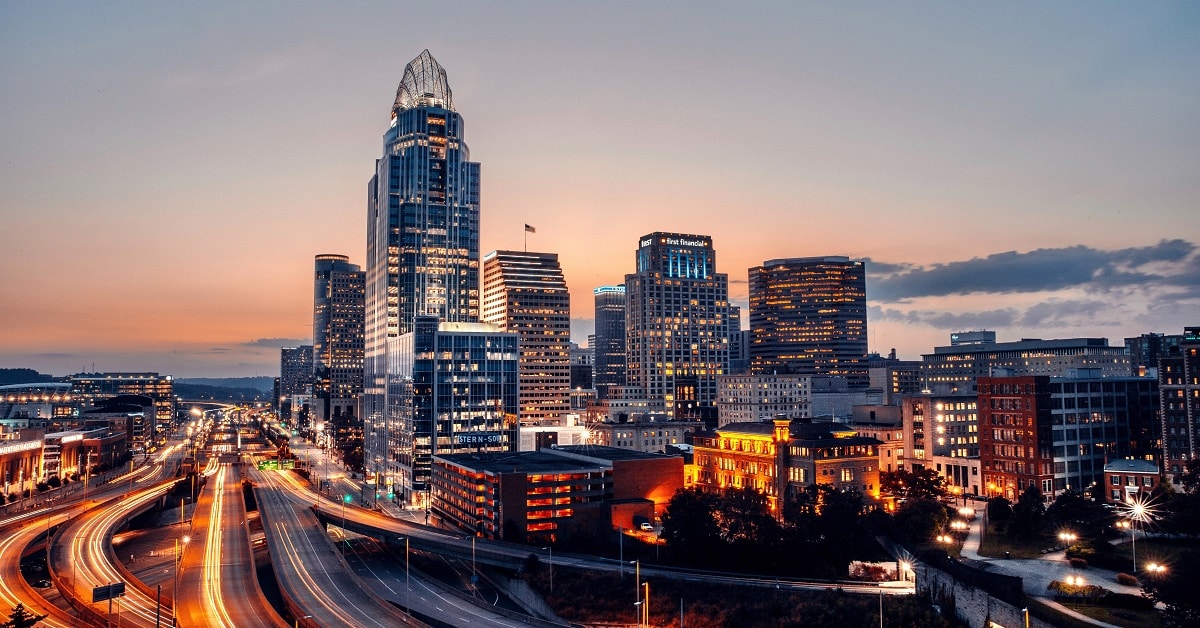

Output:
xmin=640 ymin=236 xmax=709 ymax=248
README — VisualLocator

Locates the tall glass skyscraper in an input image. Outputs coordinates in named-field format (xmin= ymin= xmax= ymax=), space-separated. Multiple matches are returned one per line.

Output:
xmin=748 ymin=256 xmax=868 ymax=387
xmin=625 ymin=233 xmax=729 ymax=418
xmin=592 ymin=285 xmax=626 ymax=400
xmin=364 ymin=51 xmax=498 ymax=502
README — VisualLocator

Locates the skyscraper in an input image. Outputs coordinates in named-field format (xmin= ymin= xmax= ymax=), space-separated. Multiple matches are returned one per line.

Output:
xmin=749 ymin=256 xmax=868 ymax=387
xmin=592 ymin=285 xmax=626 ymax=400
xmin=363 ymin=51 xmax=492 ymax=499
xmin=279 ymin=346 xmax=313 ymax=423
xmin=482 ymin=250 xmax=571 ymax=424
xmin=624 ymin=232 xmax=729 ymax=417
xmin=313 ymin=254 xmax=365 ymax=424
xmin=1160 ymin=326 xmax=1200 ymax=483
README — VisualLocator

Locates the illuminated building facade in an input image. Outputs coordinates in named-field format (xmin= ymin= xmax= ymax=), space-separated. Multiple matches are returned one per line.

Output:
xmin=624 ymin=233 xmax=729 ymax=418
xmin=592 ymin=285 xmax=627 ymax=400
xmin=1103 ymin=458 xmax=1160 ymax=503
xmin=364 ymin=50 xmax=482 ymax=493
xmin=692 ymin=419 xmax=880 ymax=517
xmin=384 ymin=317 xmax=518 ymax=507
xmin=313 ymin=254 xmax=365 ymax=423
xmin=748 ymin=256 xmax=868 ymax=387
xmin=1159 ymin=326 xmax=1200 ymax=483
xmin=0 ymin=382 xmax=74 ymax=437
xmin=901 ymin=392 xmax=980 ymax=495
xmin=482 ymin=251 xmax=571 ymax=424
xmin=716 ymin=373 xmax=811 ymax=427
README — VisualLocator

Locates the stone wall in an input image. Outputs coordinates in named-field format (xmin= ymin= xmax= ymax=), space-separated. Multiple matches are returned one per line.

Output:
xmin=917 ymin=563 xmax=1053 ymax=628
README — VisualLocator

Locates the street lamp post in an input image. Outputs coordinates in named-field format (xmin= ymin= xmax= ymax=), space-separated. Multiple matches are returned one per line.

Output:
xmin=542 ymin=545 xmax=553 ymax=594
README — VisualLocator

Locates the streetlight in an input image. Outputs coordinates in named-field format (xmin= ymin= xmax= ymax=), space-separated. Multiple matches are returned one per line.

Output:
xmin=174 ymin=535 xmax=190 ymax=624
xmin=642 ymin=581 xmax=650 ymax=628
xmin=1058 ymin=531 xmax=1077 ymax=548
xmin=399 ymin=537 xmax=410 ymax=615
xmin=1146 ymin=562 xmax=1167 ymax=575
xmin=295 ymin=614 xmax=312 ymax=628
xmin=341 ymin=493 xmax=352 ymax=554
xmin=542 ymin=545 xmax=553 ymax=594
xmin=633 ymin=601 xmax=643 ymax=628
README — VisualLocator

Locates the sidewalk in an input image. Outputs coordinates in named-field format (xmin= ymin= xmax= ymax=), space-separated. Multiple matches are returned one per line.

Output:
xmin=958 ymin=504 xmax=1136 ymax=628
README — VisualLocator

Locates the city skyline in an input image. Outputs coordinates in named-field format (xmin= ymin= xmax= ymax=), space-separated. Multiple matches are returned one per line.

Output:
xmin=2 ymin=3 xmax=1198 ymax=377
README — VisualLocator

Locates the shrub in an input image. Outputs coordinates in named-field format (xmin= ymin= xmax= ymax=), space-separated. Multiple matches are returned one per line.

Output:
xmin=1069 ymin=557 xmax=1088 ymax=569
xmin=36 ymin=482 xmax=49 ymax=493
xmin=1115 ymin=573 xmax=1138 ymax=586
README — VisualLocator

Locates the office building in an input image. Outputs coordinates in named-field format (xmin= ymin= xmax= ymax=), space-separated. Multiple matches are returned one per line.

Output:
xmin=716 ymin=373 xmax=811 ymax=427
xmin=979 ymin=372 xmax=1158 ymax=500
xmin=381 ymin=317 xmax=518 ymax=508
xmin=1126 ymin=331 xmax=1187 ymax=377
xmin=728 ymin=306 xmax=749 ymax=374
xmin=900 ymin=392 xmax=980 ymax=495
xmin=1160 ymin=326 xmax=1200 ymax=483
xmin=364 ymin=51 xmax=483 ymax=495
xmin=569 ymin=343 xmax=593 ymax=391
xmin=592 ymin=285 xmax=626 ymax=400
xmin=867 ymin=350 xmax=922 ymax=405
xmin=624 ymin=232 xmax=729 ymax=418
xmin=586 ymin=413 xmax=704 ymax=453
xmin=748 ymin=256 xmax=868 ymax=387
xmin=279 ymin=346 xmax=314 ymax=423
xmin=68 ymin=373 xmax=174 ymax=442
xmin=482 ymin=250 xmax=571 ymax=424
xmin=921 ymin=335 xmax=1131 ymax=393
xmin=313 ymin=254 xmax=365 ymax=424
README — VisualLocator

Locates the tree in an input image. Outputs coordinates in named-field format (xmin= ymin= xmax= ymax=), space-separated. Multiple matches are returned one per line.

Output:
xmin=1141 ymin=549 xmax=1200 ymax=627
xmin=986 ymin=496 xmax=1012 ymax=531
xmin=660 ymin=488 xmax=723 ymax=564
xmin=880 ymin=468 xmax=949 ymax=502
xmin=1045 ymin=490 xmax=1108 ymax=538
xmin=1176 ymin=458 xmax=1200 ymax=494
xmin=1008 ymin=486 xmax=1046 ymax=539
xmin=893 ymin=497 xmax=949 ymax=544
xmin=1 ymin=603 xmax=47 ymax=628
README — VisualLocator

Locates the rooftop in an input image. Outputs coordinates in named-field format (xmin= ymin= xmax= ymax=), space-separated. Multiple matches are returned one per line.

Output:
xmin=1103 ymin=459 xmax=1159 ymax=474
xmin=435 ymin=450 xmax=605 ymax=475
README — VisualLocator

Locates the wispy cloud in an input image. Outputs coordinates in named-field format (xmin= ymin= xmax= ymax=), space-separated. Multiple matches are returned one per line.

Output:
xmin=240 ymin=338 xmax=310 ymax=349
xmin=867 ymin=239 xmax=1198 ymax=302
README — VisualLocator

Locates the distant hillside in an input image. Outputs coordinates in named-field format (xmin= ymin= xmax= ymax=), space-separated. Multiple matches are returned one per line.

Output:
xmin=175 ymin=377 xmax=274 ymax=403
xmin=0 ymin=368 xmax=61 ymax=386
xmin=176 ymin=377 xmax=274 ymax=392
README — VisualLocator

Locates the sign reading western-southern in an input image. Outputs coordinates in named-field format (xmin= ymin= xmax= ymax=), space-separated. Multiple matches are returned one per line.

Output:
xmin=455 ymin=432 xmax=502 ymax=445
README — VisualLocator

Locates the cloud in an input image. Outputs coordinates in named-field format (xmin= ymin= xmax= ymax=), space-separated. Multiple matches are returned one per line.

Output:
xmin=239 ymin=338 xmax=311 ymax=349
xmin=871 ymin=306 xmax=1018 ymax=329
xmin=1019 ymin=299 xmax=1112 ymax=327
xmin=868 ymin=239 xmax=1198 ymax=302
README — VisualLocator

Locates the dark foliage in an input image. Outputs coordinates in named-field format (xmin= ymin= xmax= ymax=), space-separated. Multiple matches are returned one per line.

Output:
xmin=1007 ymin=486 xmax=1045 ymax=539
xmin=1 ymin=603 xmax=47 ymax=628
xmin=1141 ymin=549 xmax=1200 ymax=627
xmin=880 ymin=467 xmax=949 ymax=502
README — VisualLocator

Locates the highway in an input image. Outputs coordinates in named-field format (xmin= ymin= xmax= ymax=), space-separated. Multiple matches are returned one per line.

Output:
xmin=0 ymin=441 xmax=183 ymax=628
xmin=251 ymin=465 xmax=420 ymax=628
xmin=175 ymin=458 xmax=287 ymax=628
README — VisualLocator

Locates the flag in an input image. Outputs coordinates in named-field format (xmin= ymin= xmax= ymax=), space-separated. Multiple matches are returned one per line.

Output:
xmin=524 ymin=224 xmax=536 ymax=234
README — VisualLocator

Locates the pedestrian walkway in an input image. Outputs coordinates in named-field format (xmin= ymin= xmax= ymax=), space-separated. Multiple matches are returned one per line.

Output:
xmin=957 ymin=504 xmax=1136 ymax=628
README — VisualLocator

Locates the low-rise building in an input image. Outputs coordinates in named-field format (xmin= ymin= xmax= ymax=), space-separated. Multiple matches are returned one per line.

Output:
xmin=586 ymin=414 xmax=704 ymax=453
xmin=430 ymin=445 xmax=683 ymax=544
xmin=1103 ymin=458 xmax=1160 ymax=503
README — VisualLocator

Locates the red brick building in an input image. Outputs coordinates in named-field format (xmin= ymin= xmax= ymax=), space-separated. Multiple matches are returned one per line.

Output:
xmin=978 ymin=376 xmax=1052 ymax=500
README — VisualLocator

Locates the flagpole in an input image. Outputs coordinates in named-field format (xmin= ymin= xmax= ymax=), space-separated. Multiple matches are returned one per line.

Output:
xmin=524 ymin=225 xmax=527 ymax=252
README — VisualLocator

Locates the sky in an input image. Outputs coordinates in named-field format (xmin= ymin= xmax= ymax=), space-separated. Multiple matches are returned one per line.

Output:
xmin=1 ymin=2 xmax=1197 ymax=378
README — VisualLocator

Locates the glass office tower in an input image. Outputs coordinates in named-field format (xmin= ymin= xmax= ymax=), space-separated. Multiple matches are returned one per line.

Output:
xmin=364 ymin=50 xmax=486 ymax=499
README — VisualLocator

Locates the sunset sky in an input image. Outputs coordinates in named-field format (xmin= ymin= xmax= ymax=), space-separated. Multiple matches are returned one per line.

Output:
xmin=2 ymin=3 xmax=1197 ymax=378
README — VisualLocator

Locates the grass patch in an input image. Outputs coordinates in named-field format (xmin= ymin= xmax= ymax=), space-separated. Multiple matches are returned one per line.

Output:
xmin=1057 ymin=601 xmax=1162 ymax=628
xmin=977 ymin=523 xmax=1055 ymax=559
